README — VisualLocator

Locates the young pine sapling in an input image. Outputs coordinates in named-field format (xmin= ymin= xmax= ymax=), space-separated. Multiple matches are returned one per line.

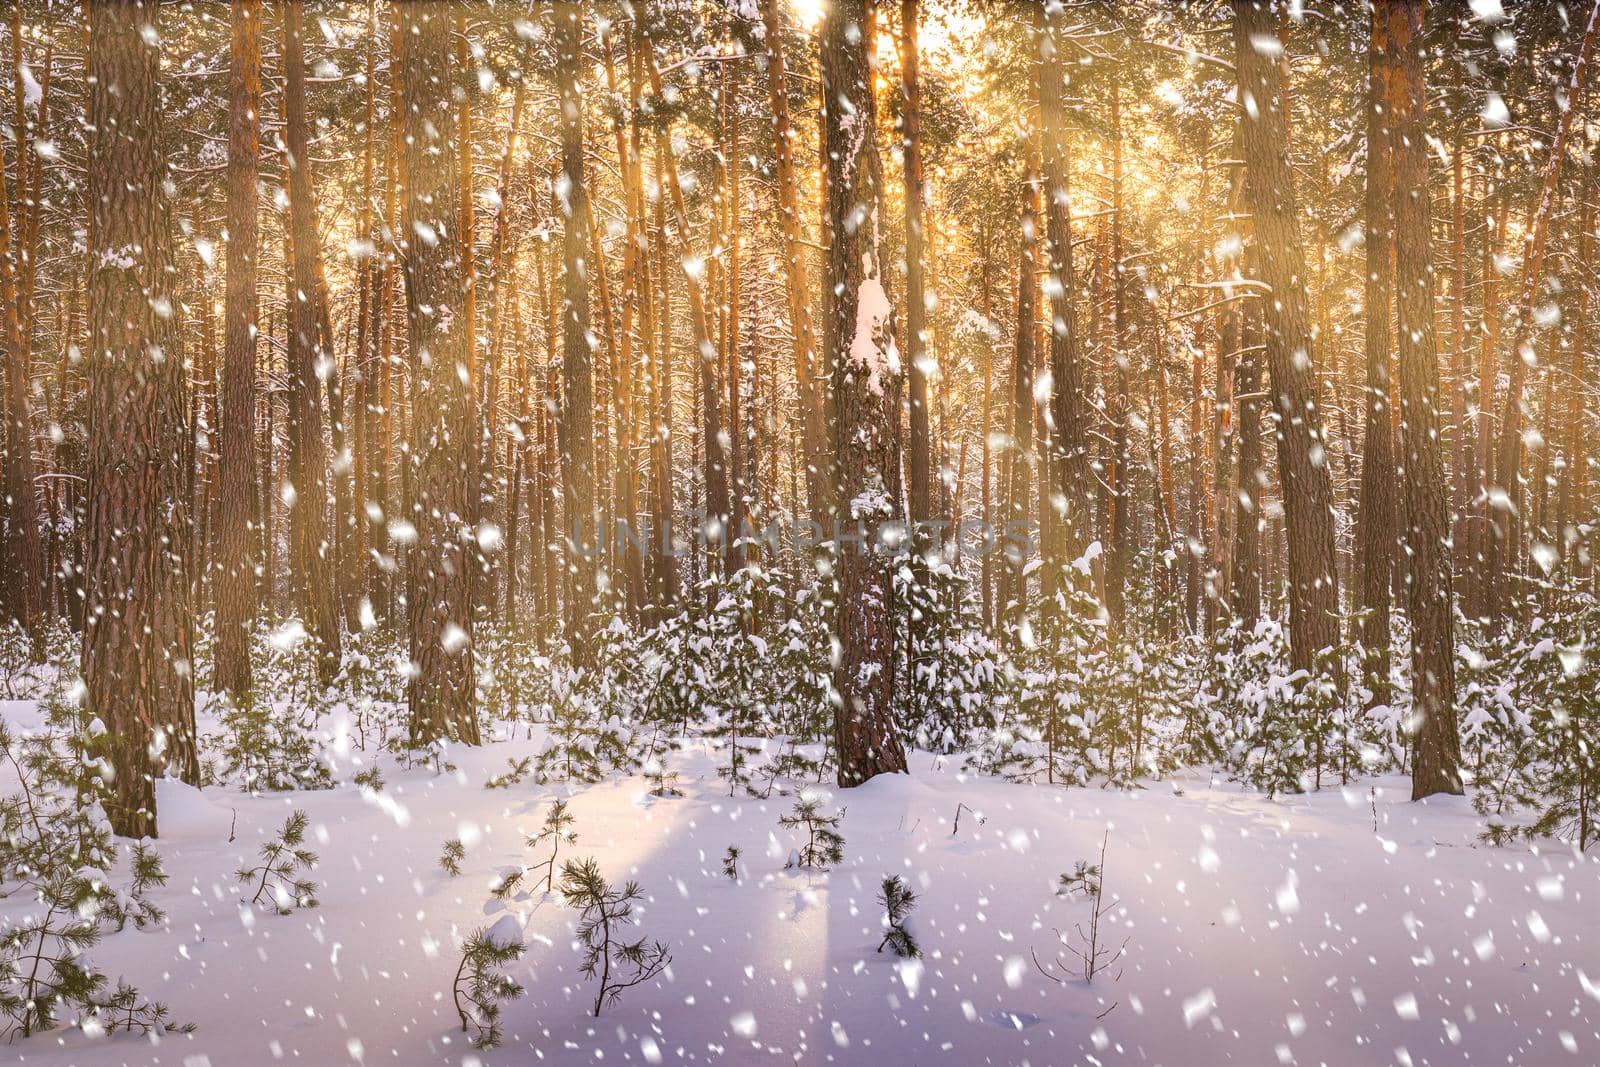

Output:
xmin=643 ymin=758 xmax=683 ymax=798
xmin=559 ymin=856 xmax=672 ymax=1016
xmin=236 ymin=811 xmax=319 ymax=914
xmin=721 ymin=846 xmax=741 ymax=882
xmin=439 ymin=838 xmax=466 ymax=877
xmin=452 ymin=918 xmax=526 ymax=1050
xmin=105 ymin=843 xmax=168 ymax=932
xmin=876 ymin=875 xmax=921 ymax=958
xmin=527 ymin=799 xmax=577 ymax=892
xmin=1035 ymin=833 xmax=1126 ymax=986
xmin=779 ymin=794 xmax=845 ymax=870
xmin=484 ymin=756 xmax=533 ymax=790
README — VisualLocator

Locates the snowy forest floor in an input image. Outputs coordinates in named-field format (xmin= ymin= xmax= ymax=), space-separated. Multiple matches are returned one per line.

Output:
xmin=2 ymin=700 xmax=1596 ymax=1067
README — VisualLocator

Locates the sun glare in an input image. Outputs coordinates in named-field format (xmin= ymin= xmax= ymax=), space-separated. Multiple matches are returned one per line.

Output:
xmin=790 ymin=0 xmax=826 ymax=32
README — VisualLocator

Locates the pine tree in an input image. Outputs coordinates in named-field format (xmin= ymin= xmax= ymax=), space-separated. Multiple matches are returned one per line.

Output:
xmin=560 ymin=856 xmax=672 ymax=1016
xmin=779 ymin=795 xmax=845 ymax=870
xmin=876 ymin=875 xmax=920 ymax=958
xmin=453 ymin=919 xmax=525 ymax=1050
xmin=528 ymin=799 xmax=577 ymax=892
xmin=236 ymin=811 xmax=319 ymax=913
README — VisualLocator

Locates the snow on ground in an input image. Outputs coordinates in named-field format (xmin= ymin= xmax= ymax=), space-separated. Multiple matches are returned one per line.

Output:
xmin=3 ymin=702 xmax=1597 ymax=1066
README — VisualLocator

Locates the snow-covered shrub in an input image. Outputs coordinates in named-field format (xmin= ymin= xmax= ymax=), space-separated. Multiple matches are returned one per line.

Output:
xmin=535 ymin=663 xmax=638 ymax=783
xmin=896 ymin=556 xmax=1001 ymax=751
xmin=1473 ymin=591 xmax=1600 ymax=850
xmin=0 ymin=698 xmax=186 ymax=1040
xmin=210 ymin=692 xmax=333 ymax=792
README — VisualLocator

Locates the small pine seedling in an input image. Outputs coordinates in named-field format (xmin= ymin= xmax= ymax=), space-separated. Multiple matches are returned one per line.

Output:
xmin=721 ymin=846 xmax=741 ymax=882
xmin=490 ymin=866 xmax=528 ymax=901
xmin=560 ymin=856 xmax=672 ymax=1016
xmin=439 ymin=838 xmax=466 ymax=877
xmin=105 ymin=843 xmax=168 ymax=932
xmin=352 ymin=767 xmax=385 ymax=792
xmin=1056 ymin=858 xmax=1102 ymax=899
xmin=485 ymin=756 xmax=533 ymax=790
xmin=779 ymin=795 xmax=844 ymax=870
xmin=453 ymin=920 xmax=526 ymax=1050
xmin=876 ymin=875 xmax=921 ymax=958
xmin=236 ymin=811 xmax=319 ymax=913
xmin=643 ymin=758 xmax=683 ymax=798
xmin=87 ymin=980 xmax=196 ymax=1036
xmin=527 ymin=799 xmax=577 ymax=892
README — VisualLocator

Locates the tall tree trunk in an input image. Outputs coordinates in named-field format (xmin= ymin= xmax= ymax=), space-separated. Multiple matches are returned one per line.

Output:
xmin=1232 ymin=0 xmax=1342 ymax=671
xmin=0 ymin=59 xmax=42 ymax=646
xmin=1469 ymin=183 xmax=1506 ymax=618
xmin=644 ymin=45 xmax=731 ymax=578
xmin=759 ymin=0 xmax=827 ymax=526
xmin=723 ymin=50 xmax=748 ymax=575
xmin=555 ymin=1 xmax=599 ymax=661
xmin=822 ymin=0 xmax=908 ymax=787
xmin=1105 ymin=80 xmax=1133 ymax=630
xmin=1038 ymin=3 xmax=1090 ymax=602
xmin=998 ymin=138 xmax=1040 ymax=633
xmin=1557 ymin=185 xmax=1593 ymax=563
xmin=1486 ymin=0 xmax=1600 ymax=621
xmin=283 ymin=0 xmax=342 ymax=684
xmin=214 ymin=0 xmax=262 ymax=701
xmin=902 ymin=0 xmax=932 ymax=529
xmin=400 ymin=2 xmax=478 ymax=744
xmin=1387 ymin=0 xmax=1462 ymax=798
xmin=1355 ymin=4 xmax=1396 ymax=709
xmin=84 ymin=0 xmax=199 ymax=836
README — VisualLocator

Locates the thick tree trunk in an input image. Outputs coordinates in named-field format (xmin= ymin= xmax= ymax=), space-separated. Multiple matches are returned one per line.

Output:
xmin=1038 ymin=4 xmax=1091 ymax=599
xmin=822 ymin=0 xmax=908 ymax=788
xmin=84 ymin=0 xmax=199 ymax=836
xmin=214 ymin=0 xmax=262 ymax=701
xmin=555 ymin=1 xmax=599 ymax=661
xmin=903 ymin=0 xmax=932 ymax=529
xmin=282 ymin=0 xmax=343 ymax=684
xmin=1386 ymin=1 xmax=1462 ymax=798
xmin=998 ymin=139 xmax=1040 ymax=633
xmin=400 ymin=2 xmax=478 ymax=745
xmin=1355 ymin=4 xmax=1396 ymax=709
xmin=1232 ymin=0 xmax=1342 ymax=671
xmin=0 ymin=70 xmax=43 ymax=646
xmin=1105 ymin=81 xmax=1133 ymax=630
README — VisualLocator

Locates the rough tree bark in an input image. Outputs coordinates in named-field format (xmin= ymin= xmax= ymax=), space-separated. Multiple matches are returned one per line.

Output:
xmin=399 ymin=2 xmax=478 ymax=744
xmin=1355 ymin=3 xmax=1396 ymax=709
xmin=84 ymin=0 xmax=200 ymax=836
xmin=555 ymin=1 xmax=599 ymax=661
xmin=214 ymin=0 xmax=262 ymax=701
xmin=1232 ymin=0 xmax=1342 ymax=671
xmin=0 ymin=60 xmax=43 ymax=646
xmin=1387 ymin=0 xmax=1462 ymax=798
xmin=1039 ymin=2 xmax=1091 ymax=600
xmin=821 ymin=0 xmax=908 ymax=788
xmin=283 ymin=0 xmax=342 ymax=684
